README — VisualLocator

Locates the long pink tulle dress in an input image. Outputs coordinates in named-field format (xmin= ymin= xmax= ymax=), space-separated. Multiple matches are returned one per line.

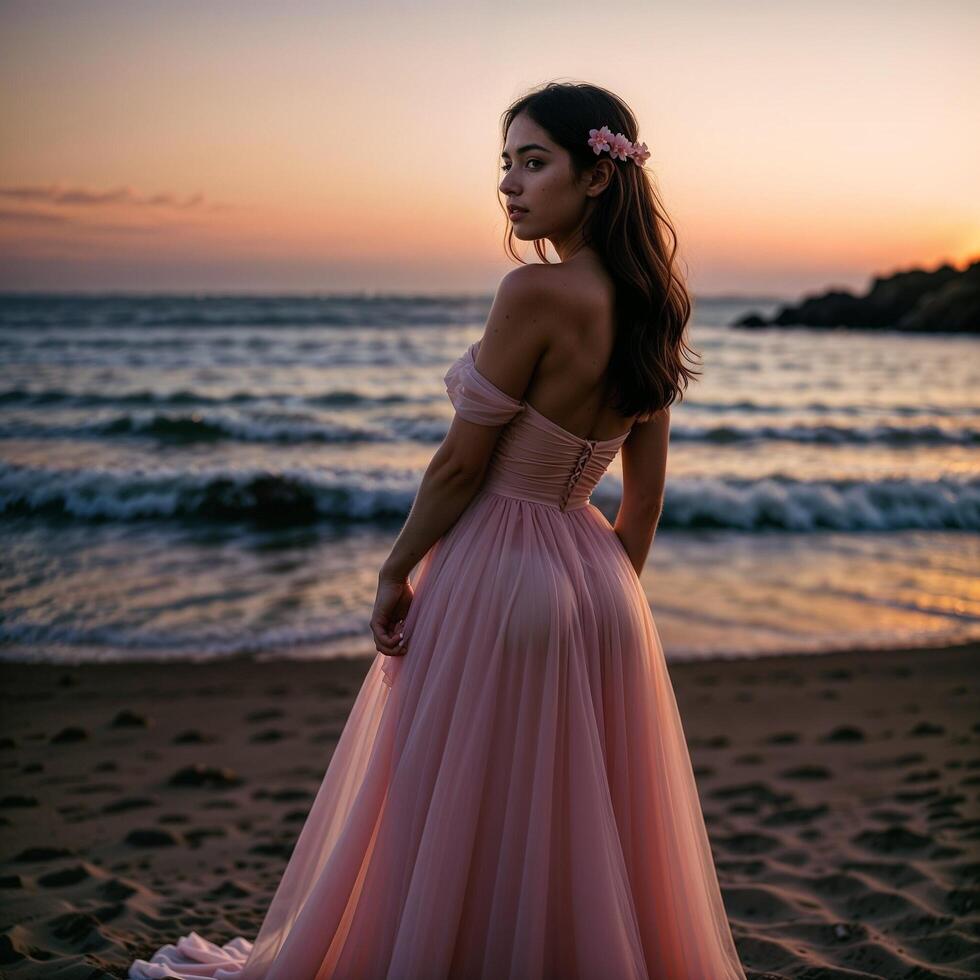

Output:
xmin=128 ymin=340 xmax=746 ymax=980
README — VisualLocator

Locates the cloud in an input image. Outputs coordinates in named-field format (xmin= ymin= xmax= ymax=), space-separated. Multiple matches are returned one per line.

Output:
xmin=0 ymin=208 xmax=70 ymax=225
xmin=0 ymin=207 xmax=197 ymax=234
xmin=0 ymin=183 xmax=232 ymax=212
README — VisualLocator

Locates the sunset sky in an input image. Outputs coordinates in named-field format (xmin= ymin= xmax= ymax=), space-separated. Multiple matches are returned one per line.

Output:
xmin=1 ymin=0 xmax=977 ymax=297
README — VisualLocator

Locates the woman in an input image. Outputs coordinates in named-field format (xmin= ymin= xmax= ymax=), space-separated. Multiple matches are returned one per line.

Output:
xmin=129 ymin=80 xmax=746 ymax=980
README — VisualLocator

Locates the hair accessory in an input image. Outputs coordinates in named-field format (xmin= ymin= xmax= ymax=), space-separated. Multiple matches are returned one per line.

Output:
xmin=587 ymin=125 xmax=650 ymax=167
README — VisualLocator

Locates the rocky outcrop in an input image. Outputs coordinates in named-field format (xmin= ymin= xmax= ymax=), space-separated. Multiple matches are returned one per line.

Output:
xmin=733 ymin=258 xmax=979 ymax=333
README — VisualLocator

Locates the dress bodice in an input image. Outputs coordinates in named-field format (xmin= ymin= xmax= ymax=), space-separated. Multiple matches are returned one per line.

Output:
xmin=444 ymin=341 xmax=633 ymax=512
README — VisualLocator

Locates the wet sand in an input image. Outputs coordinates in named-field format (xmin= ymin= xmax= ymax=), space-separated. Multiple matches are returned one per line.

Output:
xmin=1 ymin=641 xmax=978 ymax=979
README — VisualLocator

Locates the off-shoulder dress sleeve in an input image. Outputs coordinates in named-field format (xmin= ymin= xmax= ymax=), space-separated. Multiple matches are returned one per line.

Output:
xmin=444 ymin=342 xmax=525 ymax=426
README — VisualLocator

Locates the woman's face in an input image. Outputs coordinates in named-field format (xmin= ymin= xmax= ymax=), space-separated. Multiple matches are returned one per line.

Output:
xmin=499 ymin=111 xmax=600 ymax=244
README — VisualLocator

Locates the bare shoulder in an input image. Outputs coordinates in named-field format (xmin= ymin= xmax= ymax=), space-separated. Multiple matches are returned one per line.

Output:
xmin=482 ymin=266 xmax=555 ymax=352
xmin=495 ymin=263 xmax=568 ymax=312
xmin=499 ymin=261 xmax=605 ymax=304
xmin=491 ymin=264 xmax=598 ymax=343
xmin=467 ymin=268 xmax=555 ymax=399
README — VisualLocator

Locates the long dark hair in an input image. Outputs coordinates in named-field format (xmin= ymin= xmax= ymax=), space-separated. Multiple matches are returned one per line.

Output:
xmin=500 ymin=80 xmax=699 ymax=416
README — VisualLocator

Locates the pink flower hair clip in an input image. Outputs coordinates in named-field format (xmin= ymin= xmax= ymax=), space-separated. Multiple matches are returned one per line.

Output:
xmin=587 ymin=125 xmax=650 ymax=167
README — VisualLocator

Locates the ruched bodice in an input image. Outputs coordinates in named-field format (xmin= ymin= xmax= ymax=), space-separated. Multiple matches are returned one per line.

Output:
xmin=444 ymin=341 xmax=632 ymax=512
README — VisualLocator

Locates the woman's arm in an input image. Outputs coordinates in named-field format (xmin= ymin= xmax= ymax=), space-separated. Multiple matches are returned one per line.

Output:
xmin=379 ymin=442 xmax=489 ymax=581
xmin=613 ymin=406 xmax=670 ymax=576
xmin=380 ymin=266 xmax=561 ymax=580
xmin=371 ymin=266 xmax=557 ymax=656
xmin=372 ymin=421 xmax=501 ymax=658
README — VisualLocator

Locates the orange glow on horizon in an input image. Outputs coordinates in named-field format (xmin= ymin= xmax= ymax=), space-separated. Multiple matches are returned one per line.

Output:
xmin=1 ymin=0 xmax=976 ymax=294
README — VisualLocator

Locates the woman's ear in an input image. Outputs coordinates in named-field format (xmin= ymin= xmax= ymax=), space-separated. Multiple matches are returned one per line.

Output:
xmin=585 ymin=158 xmax=615 ymax=197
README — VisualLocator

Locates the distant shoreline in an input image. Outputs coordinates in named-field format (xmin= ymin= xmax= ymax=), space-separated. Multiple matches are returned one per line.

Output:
xmin=734 ymin=256 xmax=980 ymax=333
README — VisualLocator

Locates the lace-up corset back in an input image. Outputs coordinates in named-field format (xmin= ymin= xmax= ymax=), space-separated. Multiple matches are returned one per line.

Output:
xmin=444 ymin=341 xmax=632 ymax=512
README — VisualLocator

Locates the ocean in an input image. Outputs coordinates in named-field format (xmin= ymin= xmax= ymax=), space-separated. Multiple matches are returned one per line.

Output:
xmin=1 ymin=293 xmax=977 ymax=665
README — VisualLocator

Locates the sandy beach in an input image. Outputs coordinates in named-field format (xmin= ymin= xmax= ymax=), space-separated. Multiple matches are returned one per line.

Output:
xmin=1 ymin=641 xmax=977 ymax=979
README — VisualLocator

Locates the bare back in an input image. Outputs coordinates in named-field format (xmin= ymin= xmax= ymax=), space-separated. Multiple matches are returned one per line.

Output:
xmin=522 ymin=261 xmax=636 ymax=443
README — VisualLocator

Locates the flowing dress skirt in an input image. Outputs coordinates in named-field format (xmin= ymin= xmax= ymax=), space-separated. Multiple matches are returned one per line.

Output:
xmin=129 ymin=489 xmax=745 ymax=979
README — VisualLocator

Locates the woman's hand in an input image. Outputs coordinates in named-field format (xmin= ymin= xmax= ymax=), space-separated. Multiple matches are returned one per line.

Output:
xmin=370 ymin=570 xmax=414 ymax=658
